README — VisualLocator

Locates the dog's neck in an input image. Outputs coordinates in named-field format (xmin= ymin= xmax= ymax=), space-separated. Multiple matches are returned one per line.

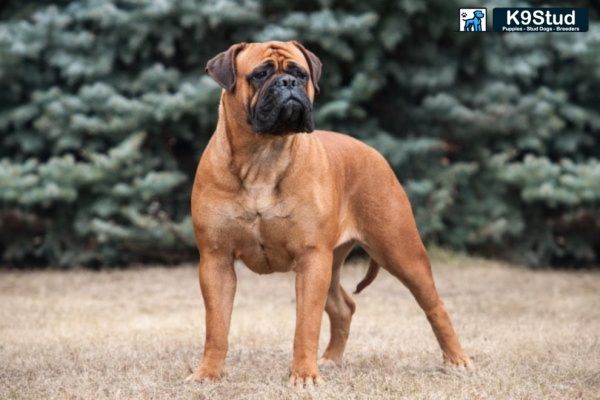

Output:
xmin=216 ymin=95 xmax=299 ymax=188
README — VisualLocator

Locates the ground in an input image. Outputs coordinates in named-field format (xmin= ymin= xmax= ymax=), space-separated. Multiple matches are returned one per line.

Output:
xmin=1 ymin=252 xmax=599 ymax=399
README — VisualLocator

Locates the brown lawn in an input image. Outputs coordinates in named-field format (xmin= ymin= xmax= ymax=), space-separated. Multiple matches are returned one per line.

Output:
xmin=1 ymin=253 xmax=599 ymax=399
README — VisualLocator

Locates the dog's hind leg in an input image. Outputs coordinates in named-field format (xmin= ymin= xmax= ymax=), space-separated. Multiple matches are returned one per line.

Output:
xmin=380 ymin=241 xmax=471 ymax=367
xmin=319 ymin=241 xmax=356 ymax=366
xmin=357 ymin=180 xmax=471 ymax=368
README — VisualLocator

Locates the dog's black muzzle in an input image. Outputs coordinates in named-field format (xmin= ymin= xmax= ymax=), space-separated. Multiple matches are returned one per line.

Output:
xmin=250 ymin=74 xmax=314 ymax=135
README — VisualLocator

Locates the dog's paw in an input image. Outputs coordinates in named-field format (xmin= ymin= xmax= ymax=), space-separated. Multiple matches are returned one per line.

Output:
xmin=442 ymin=353 xmax=473 ymax=371
xmin=184 ymin=367 xmax=221 ymax=383
xmin=318 ymin=356 xmax=341 ymax=369
xmin=289 ymin=367 xmax=323 ymax=388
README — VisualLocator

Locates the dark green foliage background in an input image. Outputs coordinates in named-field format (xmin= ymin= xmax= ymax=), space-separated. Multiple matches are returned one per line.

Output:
xmin=0 ymin=0 xmax=598 ymax=267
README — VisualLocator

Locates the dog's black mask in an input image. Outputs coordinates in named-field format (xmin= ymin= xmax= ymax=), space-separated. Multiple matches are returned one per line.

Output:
xmin=248 ymin=70 xmax=314 ymax=136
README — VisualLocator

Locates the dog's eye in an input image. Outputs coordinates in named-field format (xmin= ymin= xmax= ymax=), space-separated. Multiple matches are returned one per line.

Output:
xmin=253 ymin=71 xmax=268 ymax=80
xmin=294 ymin=70 xmax=308 ymax=80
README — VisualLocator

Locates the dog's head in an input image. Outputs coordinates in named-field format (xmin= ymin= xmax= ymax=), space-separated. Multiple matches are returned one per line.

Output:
xmin=474 ymin=10 xmax=484 ymax=18
xmin=206 ymin=41 xmax=322 ymax=136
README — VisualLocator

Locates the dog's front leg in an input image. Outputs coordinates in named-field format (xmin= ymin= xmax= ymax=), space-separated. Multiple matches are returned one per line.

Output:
xmin=186 ymin=254 xmax=236 ymax=382
xmin=290 ymin=250 xmax=333 ymax=387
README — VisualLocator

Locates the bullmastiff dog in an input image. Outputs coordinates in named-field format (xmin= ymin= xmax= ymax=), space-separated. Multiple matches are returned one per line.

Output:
xmin=188 ymin=41 xmax=471 ymax=386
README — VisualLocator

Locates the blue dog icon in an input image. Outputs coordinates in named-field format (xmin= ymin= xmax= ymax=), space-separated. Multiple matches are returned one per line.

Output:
xmin=463 ymin=10 xmax=485 ymax=31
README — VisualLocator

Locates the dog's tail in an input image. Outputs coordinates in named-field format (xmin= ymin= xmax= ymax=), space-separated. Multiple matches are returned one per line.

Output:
xmin=354 ymin=259 xmax=380 ymax=294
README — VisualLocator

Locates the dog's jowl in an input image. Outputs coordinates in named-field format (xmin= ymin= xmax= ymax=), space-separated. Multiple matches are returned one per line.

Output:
xmin=188 ymin=41 xmax=472 ymax=386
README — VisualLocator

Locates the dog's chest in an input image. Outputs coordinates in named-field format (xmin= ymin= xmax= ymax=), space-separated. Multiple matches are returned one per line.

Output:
xmin=223 ymin=184 xmax=301 ymax=273
xmin=195 ymin=144 xmax=329 ymax=273
xmin=239 ymin=183 xmax=287 ymax=218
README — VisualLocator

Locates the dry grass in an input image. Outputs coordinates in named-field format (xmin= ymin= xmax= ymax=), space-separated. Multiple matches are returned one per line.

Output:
xmin=1 ymin=253 xmax=599 ymax=399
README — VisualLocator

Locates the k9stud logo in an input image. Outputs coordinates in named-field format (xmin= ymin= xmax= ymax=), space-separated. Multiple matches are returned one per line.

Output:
xmin=459 ymin=8 xmax=487 ymax=32
xmin=493 ymin=8 xmax=589 ymax=32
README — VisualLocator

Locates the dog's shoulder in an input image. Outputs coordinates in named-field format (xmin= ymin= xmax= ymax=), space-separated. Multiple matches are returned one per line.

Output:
xmin=313 ymin=130 xmax=372 ymax=151
xmin=312 ymin=130 xmax=392 ymax=181
xmin=313 ymin=130 xmax=382 ymax=159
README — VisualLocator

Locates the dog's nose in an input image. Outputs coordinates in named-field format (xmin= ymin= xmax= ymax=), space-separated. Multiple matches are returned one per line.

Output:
xmin=275 ymin=74 xmax=298 ymax=88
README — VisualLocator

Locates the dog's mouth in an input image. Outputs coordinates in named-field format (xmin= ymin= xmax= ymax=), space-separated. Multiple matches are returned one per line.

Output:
xmin=280 ymin=98 xmax=303 ymax=121
xmin=250 ymin=80 xmax=314 ymax=136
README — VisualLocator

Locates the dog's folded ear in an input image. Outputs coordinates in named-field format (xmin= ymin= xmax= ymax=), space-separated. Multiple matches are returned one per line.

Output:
xmin=291 ymin=41 xmax=322 ymax=95
xmin=205 ymin=43 xmax=247 ymax=91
